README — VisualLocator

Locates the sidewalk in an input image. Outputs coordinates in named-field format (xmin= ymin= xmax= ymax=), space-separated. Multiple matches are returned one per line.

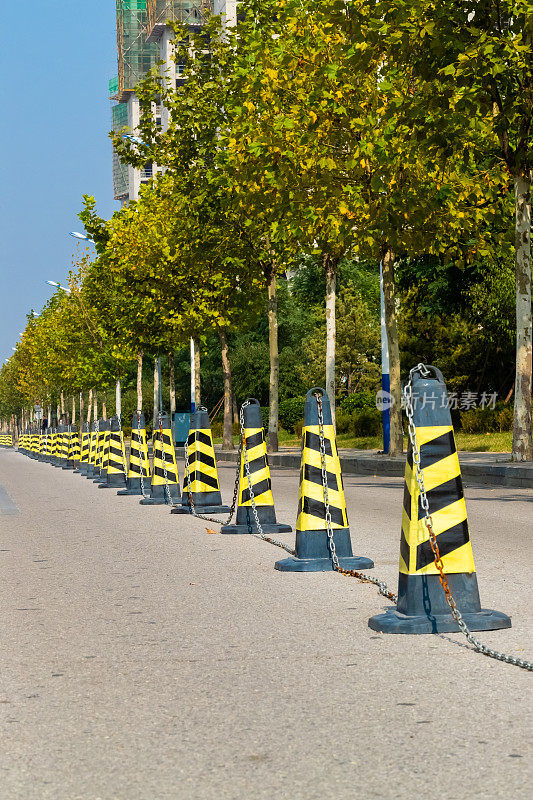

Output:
xmin=214 ymin=446 xmax=533 ymax=489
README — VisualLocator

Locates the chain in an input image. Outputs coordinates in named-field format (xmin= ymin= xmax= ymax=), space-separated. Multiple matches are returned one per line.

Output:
xmin=158 ymin=411 xmax=173 ymax=505
xmin=404 ymin=363 xmax=532 ymax=671
xmin=182 ymin=418 xmax=241 ymax=525
xmin=136 ymin=412 xmax=147 ymax=499
xmin=316 ymin=392 xmax=397 ymax=601
xmin=240 ymin=401 xmax=295 ymax=555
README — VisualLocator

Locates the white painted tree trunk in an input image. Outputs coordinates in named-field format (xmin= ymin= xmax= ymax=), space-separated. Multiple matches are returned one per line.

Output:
xmin=86 ymin=389 xmax=93 ymax=425
xmin=219 ymin=328 xmax=234 ymax=450
xmin=153 ymin=359 xmax=160 ymax=429
xmin=194 ymin=341 xmax=201 ymax=407
xmin=512 ymin=175 xmax=533 ymax=460
xmin=267 ymin=272 xmax=279 ymax=452
xmin=325 ymin=257 xmax=337 ymax=429
xmin=169 ymin=352 xmax=176 ymax=418
xmin=115 ymin=378 xmax=121 ymax=418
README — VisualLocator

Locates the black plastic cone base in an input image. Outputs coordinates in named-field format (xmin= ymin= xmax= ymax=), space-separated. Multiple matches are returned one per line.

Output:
xmin=93 ymin=473 xmax=106 ymax=483
xmin=276 ymin=554 xmax=374 ymax=573
xmin=78 ymin=464 xmax=89 ymax=476
xmin=139 ymin=496 xmax=178 ymax=506
xmin=171 ymin=503 xmax=231 ymax=516
xmin=139 ymin=486 xmax=181 ymax=506
xmin=62 ymin=463 xmax=76 ymax=470
xmin=221 ymin=522 xmax=292 ymax=534
xmin=368 ymin=572 xmax=511 ymax=634
xmin=117 ymin=487 xmax=144 ymax=496
xmin=98 ymin=475 xmax=127 ymax=489
xmin=368 ymin=606 xmax=511 ymax=634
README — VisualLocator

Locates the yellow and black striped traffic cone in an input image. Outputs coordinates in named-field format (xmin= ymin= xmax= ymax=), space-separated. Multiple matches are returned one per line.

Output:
xmin=221 ymin=399 xmax=291 ymax=535
xmin=85 ymin=421 xmax=99 ymax=479
xmin=368 ymin=365 xmax=511 ymax=634
xmin=62 ymin=425 xmax=78 ymax=470
xmin=140 ymin=412 xmax=181 ymax=505
xmin=49 ymin=423 xmax=59 ymax=465
xmin=53 ymin=424 xmax=67 ymax=467
xmin=93 ymin=420 xmax=111 ymax=482
xmin=172 ymin=407 xmax=231 ymax=515
xmin=78 ymin=423 xmax=91 ymax=475
xmin=117 ymin=412 xmax=150 ymax=496
xmin=99 ymin=416 xmax=127 ymax=489
xmin=275 ymin=388 xmax=373 ymax=571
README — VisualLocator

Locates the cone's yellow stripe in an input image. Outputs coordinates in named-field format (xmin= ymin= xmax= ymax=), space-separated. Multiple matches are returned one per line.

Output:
xmin=239 ymin=427 xmax=274 ymax=506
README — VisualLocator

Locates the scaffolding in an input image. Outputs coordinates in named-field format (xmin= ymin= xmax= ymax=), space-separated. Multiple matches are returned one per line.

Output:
xmin=111 ymin=99 xmax=130 ymax=201
xmin=146 ymin=0 xmax=212 ymax=35
xmin=116 ymin=0 xmax=159 ymax=100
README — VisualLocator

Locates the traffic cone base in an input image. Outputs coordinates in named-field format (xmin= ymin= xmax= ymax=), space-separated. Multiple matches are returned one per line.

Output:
xmin=368 ymin=364 xmax=510 ymax=634
xmin=221 ymin=505 xmax=292 ymax=533
xmin=369 ymin=573 xmax=511 ymax=634
xmin=139 ymin=485 xmax=181 ymax=505
xmin=276 ymin=528 xmax=374 ymax=572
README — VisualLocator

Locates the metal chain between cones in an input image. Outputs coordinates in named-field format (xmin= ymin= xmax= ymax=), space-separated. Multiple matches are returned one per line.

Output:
xmin=316 ymin=392 xmax=397 ymax=602
xmin=240 ymin=401 xmax=295 ymax=555
xmin=116 ymin=412 xmax=128 ymax=479
xmin=182 ymin=409 xmax=241 ymax=526
xmin=404 ymin=363 xmax=532 ymax=672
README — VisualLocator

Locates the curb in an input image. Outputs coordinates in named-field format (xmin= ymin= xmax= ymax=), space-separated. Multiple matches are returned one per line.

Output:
xmin=214 ymin=449 xmax=533 ymax=490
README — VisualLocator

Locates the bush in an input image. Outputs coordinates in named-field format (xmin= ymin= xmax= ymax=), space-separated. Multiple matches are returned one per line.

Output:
xmin=339 ymin=391 xmax=377 ymax=413
xmin=278 ymin=397 xmax=306 ymax=433
xmin=460 ymin=403 xmax=513 ymax=433
xmin=335 ymin=411 xmax=353 ymax=434
xmin=352 ymin=409 xmax=382 ymax=437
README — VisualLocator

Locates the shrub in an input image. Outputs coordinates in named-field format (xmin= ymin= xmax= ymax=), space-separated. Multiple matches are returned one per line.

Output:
xmin=460 ymin=403 xmax=513 ymax=433
xmin=340 ymin=391 xmax=377 ymax=413
xmin=278 ymin=397 xmax=306 ymax=433
xmin=335 ymin=411 xmax=353 ymax=434
xmin=352 ymin=409 xmax=382 ymax=437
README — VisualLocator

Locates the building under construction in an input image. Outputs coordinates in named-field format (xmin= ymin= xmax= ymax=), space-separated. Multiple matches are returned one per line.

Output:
xmin=110 ymin=0 xmax=235 ymax=203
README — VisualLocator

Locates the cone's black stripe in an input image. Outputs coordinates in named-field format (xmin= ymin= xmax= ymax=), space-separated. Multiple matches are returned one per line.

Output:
xmin=245 ymin=431 xmax=264 ymax=450
xmin=417 ymin=475 xmax=464 ymax=519
xmin=158 ymin=432 xmax=173 ymax=447
xmin=109 ymin=446 xmax=124 ymax=458
xmin=242 ymin=455 xmax=267 ymax=476
xmin=241 ymin=477 xmax=271 ymax=504
xmin=419 ymin=431 xmax=456 ymax=469
xmin=403 ymin=483 xmax=412 ymax=516
xmin=400 ymin=531 xmax=410 ymax=568
xmin=407 ymin=445 xmax=413 ymax=469
xmin=132 ymin=432 xmax=144 ymax=444
xmin=304 ymin=464 xmax=339 ymax=492
xmin=185 ymin=469 xmax=219 ymax=489
xmin=154 ymin=466 xmax=177 ymax=481
xmin=304 ymin=431 xmax=333 ymax=457
xmin=416 ymin=520 xmax=470 ymax=571
xmin=189 ymin=431 xmax=212 ymax=447
xmin=189 ymin=450 xmax=215 ymax=469
xmin=302 ymin=497 xmax=344 ymax=526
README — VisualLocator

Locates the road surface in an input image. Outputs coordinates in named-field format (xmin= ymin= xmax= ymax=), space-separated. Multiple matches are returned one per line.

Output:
xmin=1 ymin=448 xmax=531 ymax=799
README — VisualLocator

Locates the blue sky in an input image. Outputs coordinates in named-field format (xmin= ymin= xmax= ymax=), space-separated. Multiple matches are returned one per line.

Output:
xmin=0 ymin=0 xmax=119 ymax=364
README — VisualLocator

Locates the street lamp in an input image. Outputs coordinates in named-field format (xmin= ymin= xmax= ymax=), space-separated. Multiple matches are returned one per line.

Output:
xmin=69 ymin=231 xmax=93 ymax=241
xmin=46 ymin=280 xmax=71 ymax=295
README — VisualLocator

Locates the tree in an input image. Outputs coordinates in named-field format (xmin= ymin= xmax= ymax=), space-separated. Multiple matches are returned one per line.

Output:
xmin=367 ymin=0 xmax=532 ymax=459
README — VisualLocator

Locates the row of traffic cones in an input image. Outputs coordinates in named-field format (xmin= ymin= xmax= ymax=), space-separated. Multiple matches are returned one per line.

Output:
xmin=14 ymin=366 xmax=511 ymax=637
xmin=0 ymin=434 xmax=13 ymax=447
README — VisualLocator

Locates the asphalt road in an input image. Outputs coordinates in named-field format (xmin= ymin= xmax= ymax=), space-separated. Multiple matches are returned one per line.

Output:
xmin=1 ymin=448 xmax=532 ymax=800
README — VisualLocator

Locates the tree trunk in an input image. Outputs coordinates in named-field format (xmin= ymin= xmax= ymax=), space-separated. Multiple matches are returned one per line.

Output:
xmin=71 ymin=396 xmax=76 ymax=425
xmin=102 ymin=397 xmax=107 ymax=421
xmin=324 ymin=254 xmax=338 ymax=430
xmin=60 ymin=391 xmax=65 ymax=417
xmin=233 ymin=395 xmax=239 ymax=426
xmin=93 ymin=393 xmax=97 ymax=424
xmin=115 ymin=378 xmax=121 ymax=418
xmin=381 ymin=246 xmax=403 ymax=456
xmin=169 ymin=352 xmax=176 ymax=418
xmin=194 ymin=341 xmax=201 ymax=407
xmin=267 ymin=270 xmax=279 ymax=451
xmin=86 ymin=388 xmax=93 ymax=425
xmin=79 ymin=392 xmax=84 ymax=425
xmin=153 ymin=358 xmax=160 ymax=429
xmin=512 ymin=174 xmax=533 ymax=460
xmin=218 ymin=327 xmax=234 ymax=450
xmin=137 ymin=352 xmax=143 ymax=412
